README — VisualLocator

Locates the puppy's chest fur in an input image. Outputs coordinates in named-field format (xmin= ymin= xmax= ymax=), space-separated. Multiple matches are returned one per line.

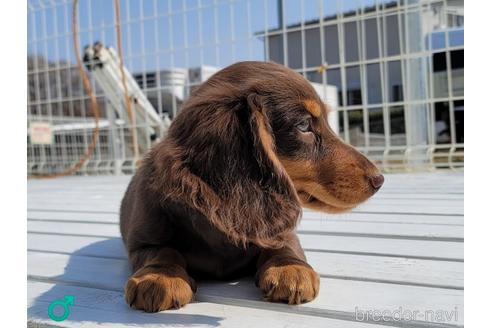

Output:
xmin=170 ymin=205 xmax=261 ymax=279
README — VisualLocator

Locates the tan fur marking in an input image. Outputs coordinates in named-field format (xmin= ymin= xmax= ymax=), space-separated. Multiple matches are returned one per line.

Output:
xmin=254 ymin=111 xmax=284 ymax=172
xmin=279 ymin=158 xmax=359 ymax=212
xmin=303 ymin=99 xmax=321 ymax=118
xmin=279 ymin=158 xmax=315 ymax=180
xmin=254 ymin=111 xmax=300 ymax=203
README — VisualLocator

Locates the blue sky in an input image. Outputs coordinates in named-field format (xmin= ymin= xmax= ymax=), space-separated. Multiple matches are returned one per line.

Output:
xmin=28 ymin=0 xmax=387 ymax=72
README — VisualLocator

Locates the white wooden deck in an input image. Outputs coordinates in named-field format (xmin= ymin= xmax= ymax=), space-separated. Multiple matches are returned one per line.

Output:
xmin=27 ymin=172 xmax=464 ymax=328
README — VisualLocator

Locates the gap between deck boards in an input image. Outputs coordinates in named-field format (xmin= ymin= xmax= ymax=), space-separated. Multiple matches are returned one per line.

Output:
xmin=27 ymin=228 xmax=464 ymax=243
xmin=26 ymin=216 xmax=464 ymax=227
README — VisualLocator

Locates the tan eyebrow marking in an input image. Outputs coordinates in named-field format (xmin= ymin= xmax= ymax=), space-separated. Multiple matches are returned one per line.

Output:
xmin=303 ymin=99 xmax=321 ymax=118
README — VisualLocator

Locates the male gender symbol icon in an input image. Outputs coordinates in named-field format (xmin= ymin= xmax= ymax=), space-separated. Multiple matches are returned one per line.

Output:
xmin=48 ymin=295 xmax=75 ymax=322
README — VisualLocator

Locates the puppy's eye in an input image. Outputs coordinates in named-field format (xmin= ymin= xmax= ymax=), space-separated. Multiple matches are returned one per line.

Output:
xmin=296 ymin=119 xmax=311 ymax=133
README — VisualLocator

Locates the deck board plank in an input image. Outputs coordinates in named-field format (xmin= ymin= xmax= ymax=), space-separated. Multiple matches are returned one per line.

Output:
xmin=27 ymin=218 xmax=464 ymax=241
xmin=27 ymin=172 xmax=464 ymax=328
xmin=28 ymin=232 xmax=464 ymax=262
xmin=28 ymin=242 xmax=464 ymax=290
xmin=26 ymin=200 xmax=464 ymax=215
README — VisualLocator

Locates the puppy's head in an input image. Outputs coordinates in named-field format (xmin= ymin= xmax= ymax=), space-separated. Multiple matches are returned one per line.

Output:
xmin=243 ymin=62 xmax=383 ymax=213
xmin=167 ymin=61 xmax=383 ymax=248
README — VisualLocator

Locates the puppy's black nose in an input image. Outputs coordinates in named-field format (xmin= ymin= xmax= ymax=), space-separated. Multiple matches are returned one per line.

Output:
xmin=369 ymin=174 xmax=384 ymax=190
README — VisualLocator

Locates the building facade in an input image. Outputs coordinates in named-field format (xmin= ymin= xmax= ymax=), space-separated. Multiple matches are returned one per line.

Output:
xmin=262 ymin=0 xmax=463 ymax=169
xmin=27 ymin=0 xmax=463 ymax=175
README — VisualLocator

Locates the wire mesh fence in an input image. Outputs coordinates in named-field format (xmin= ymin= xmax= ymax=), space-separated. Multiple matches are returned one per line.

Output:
xmin=27 ymin=0 xmax=464 ymax=176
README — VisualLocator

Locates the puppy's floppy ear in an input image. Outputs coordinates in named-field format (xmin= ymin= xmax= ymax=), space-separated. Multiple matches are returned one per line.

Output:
xmin=238 ymin=93 xmax=301 ymax=247
xmin=149 ymin=90 xmax=301 ymax=249
xmin=246 ymin=93 xmax=297 ymax=196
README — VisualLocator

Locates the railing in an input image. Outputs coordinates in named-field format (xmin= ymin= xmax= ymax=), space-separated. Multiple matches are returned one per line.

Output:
xmin=27 ymin=0 xmax=464 ymax=176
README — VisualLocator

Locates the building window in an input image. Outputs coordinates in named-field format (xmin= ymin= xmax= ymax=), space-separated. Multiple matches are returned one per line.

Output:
xmin=369 ymin=107 xmax=385 ymax=147
xmin=449 ymin=28 xmax=464 ymax=47
xmin=432 ymin=52 xmax=448 ymax=98
xmin=344 ymin=21 xmax=359 ymax=62
xmin=390 ymin=106 xmax=406 ymax=146
xmin=146 ymin=73 xmax=156 ymax=88
xmin=387 ymin=60 xmax=403 ymax=102
xmin=305 ymin=28 xmax=322 ymax=68
xmin=451 ymin=49 xmax=464 ymax=97
xmin=325 ymin=68 xmax=342 ymax=106
xmin=268 ymin=34 xmax=284 ymax=65
xmin=287 ymin=31 xmax=302 ymax=69
xmin=434 ymin=102 xmax=451 ymax=144
xmin=431 ymin=31 xmax=446 ymax=50
xmin=323 ymin=25 xmax=340 ymax=65
xmin=364 ymin=18 xmax=380 ymax=60
xmin=366 ymin=63 xmax=382 ymax=104
xmin=385 ymin=14 xmax=401 ymax=56
xmin=454 ymin=100 xmax=464 ymax=143
xmin=346 ymin=65 xmax=362 ymax=106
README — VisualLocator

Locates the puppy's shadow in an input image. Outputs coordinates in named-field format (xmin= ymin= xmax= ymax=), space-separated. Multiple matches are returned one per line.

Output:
xmin=28 ymin=238 xmax=225 ymax=326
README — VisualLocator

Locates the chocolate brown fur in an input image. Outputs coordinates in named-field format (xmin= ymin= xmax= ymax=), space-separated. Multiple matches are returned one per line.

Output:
xmin=120 ymin=61 xmax=383 ymax=311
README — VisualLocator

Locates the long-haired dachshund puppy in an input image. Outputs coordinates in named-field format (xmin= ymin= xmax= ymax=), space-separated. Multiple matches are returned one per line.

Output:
xmin=120 ymin=61 xmax=384 ymax=312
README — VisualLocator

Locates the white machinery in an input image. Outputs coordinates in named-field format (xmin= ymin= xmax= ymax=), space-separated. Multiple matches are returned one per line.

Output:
xmin=83 ymin=42 xmax=170 ymax=146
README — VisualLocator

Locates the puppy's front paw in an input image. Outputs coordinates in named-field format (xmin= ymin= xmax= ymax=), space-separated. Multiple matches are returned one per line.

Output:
xmin=257 ymin=262 xmax=319 ymax=305
xmin=125 ymin=264 xmax=196 ymax=312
